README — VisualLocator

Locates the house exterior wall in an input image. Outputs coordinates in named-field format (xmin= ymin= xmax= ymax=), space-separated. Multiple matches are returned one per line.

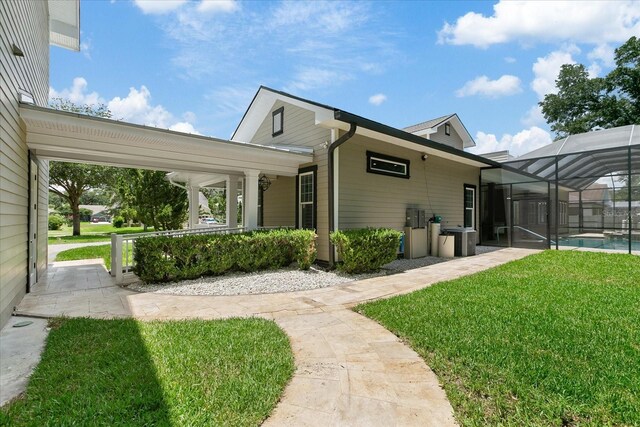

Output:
xmin=429 ymin=124 xmax=464 ymax=150
xmin=337 ymin=135 xmax=480 ymax=234
xmin=262 ymin=176 xmax=295 ymax=227
xmin=249 ymin=100 xmax=331 ymax=149
xmin=0 ymin=1 xmax=50 ymax=327
xmin=250 ymin=100 xmax=332 ymax=261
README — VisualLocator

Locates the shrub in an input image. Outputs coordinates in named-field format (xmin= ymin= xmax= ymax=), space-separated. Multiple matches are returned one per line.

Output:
xmin=133 ymin=229 xmax=317 ymax=283
xmin=330 ymin=228 xmax=402 ymax=274
xmin=48 ymin=214 xmax=65 ymax=230
xmin=112 ymin=216 xmax=125 ymax=228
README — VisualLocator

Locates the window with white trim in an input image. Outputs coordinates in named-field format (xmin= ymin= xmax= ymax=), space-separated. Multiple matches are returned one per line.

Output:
xmin=464 ymin=184 xmax=476 ymax=228
xmin=298 ymin=171 xmax=314 ymax=229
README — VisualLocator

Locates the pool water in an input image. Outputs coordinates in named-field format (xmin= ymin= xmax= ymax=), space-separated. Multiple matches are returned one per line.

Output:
xmin=559 ymin=237 xmax=640 ymax=251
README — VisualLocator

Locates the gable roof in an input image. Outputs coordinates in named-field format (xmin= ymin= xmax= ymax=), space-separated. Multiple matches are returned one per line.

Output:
xmin=231 ymin=86 xmax=335 ymax=142
xmin=403 ymin=114 xmax=454 ymax=134
xmin=232 ymin=86 xmax=493 ymax=168
xmin=403 ymin=113 xmax=475 ymax=148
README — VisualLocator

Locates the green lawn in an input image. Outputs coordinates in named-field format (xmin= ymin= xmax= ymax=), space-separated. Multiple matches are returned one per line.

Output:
xmin=0 ymin=317 xmax=294 ymax=426
xmin=54 ymin=244 xmax=117 ymax=269
xmin=48 ymin=223 xmax=151 ymax=244
xmin=357 ymin=250 xmax=640 ymax=426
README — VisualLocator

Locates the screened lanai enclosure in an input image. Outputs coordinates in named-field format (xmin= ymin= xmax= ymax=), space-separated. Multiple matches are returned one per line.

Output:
xmin=480 ymin=125 xmax=639 ymax=254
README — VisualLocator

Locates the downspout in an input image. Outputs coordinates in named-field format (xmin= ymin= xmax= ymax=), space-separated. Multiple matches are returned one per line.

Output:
xmin=168 ymin=174 xmax=188 ymax=190
xmin=328 ymin=122 xmax=357 ymax=267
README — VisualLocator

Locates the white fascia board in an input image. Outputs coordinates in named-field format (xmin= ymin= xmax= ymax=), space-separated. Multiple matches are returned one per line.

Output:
xmin=49 ymin=0 xmax=80 ymax=51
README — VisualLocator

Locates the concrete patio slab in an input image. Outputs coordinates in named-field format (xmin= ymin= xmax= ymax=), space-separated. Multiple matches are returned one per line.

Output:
xmin=0 ymin=316 xmax=49 ymax=406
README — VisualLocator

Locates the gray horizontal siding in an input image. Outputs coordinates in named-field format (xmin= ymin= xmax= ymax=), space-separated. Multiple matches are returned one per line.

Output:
xmin=0 ymin=0 xmax=49 ymax=327
xmin=249 ymin=100 xmax=330 ymax=149
xmin=338 ymin=135 xmax=480 ymax=233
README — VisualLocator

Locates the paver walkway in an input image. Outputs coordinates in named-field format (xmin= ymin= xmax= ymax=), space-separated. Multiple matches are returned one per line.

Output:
xmin=16 ymin=248 xmax=538 ymax=425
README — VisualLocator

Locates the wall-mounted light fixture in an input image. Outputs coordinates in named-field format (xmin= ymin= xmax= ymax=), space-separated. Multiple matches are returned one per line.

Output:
xmin=258 ymin=174 xmax=271 ymax=191
xmin=12 ymin=43 xmax=24 ymax=57
xmin=18 ymin=89 xmax=34 ymax=104
xmin=421 ymin=153 xmax=428 ymax=161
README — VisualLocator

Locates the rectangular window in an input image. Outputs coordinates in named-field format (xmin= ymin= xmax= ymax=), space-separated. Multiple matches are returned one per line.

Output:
xmin=444 ymin=123 xmax=451 ymax=136
xmin=297 ymin=166 xmax=316 ymax=230
xmin=272 ymin=106 xmax=283 ymax=137
xmin=538 ymin=201 xmax=547 ymax=224
xmin=366 ymin=151 xmax=410 ymax=179
xmin=464 ymin=184 xmax=476 ymax=228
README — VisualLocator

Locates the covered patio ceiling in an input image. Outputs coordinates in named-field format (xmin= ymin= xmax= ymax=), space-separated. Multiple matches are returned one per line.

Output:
xmin=19 ymin=104 xmax=313 ymax=177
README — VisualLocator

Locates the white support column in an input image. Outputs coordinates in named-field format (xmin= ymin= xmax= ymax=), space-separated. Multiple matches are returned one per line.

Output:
xmin=244 ymin=170 xmax=260 ymax=230
xmin=188 ymin=184 xmax=200 ymax=229
xmin=226 ymin=175 xmax=239 ymax=228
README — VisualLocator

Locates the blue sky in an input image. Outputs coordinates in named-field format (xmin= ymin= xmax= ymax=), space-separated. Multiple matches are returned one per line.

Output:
xmin=50 ymin=0 xmax=640 ymax=156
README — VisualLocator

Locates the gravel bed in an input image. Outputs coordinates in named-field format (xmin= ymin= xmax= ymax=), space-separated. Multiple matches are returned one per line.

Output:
xmin=128 ymin=247 xmax=501 ymax=296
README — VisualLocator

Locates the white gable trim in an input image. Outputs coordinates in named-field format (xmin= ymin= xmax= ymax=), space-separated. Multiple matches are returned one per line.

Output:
xmin=231 ymin=87 xmax=334 ymax=143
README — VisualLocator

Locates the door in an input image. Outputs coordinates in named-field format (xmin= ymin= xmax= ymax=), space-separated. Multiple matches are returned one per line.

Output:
xmin=28 ymin=159 xmax=38 ymax=290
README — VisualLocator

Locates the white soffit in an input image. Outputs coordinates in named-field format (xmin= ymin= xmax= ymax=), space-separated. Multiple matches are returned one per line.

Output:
xmin=49 ymin=0 xmax=80 ymax=51
xmin=20 ymin=105 xmax=312 ymax=176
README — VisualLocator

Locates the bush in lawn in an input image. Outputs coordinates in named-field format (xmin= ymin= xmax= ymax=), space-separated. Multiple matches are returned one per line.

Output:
xmin=112 ymin=216 xmax=125 ymax=228
xmin=48 ymin=214 xmax=65 ymax=230
xmin=133 ymin=229 xmax=317 ymax=283
xmin=330 ymin=228 xmax=402 ymax=274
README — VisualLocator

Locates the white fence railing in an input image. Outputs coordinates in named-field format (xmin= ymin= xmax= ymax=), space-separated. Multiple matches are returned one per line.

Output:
xmin=110 ymin=226 xmax=245 ymax=284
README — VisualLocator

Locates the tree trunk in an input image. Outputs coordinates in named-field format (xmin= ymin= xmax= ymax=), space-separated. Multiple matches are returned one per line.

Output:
xmin=71 ymin=204 xmax=81 ymax=236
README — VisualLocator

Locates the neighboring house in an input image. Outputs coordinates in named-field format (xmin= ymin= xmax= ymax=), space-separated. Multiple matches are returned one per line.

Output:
xmin=79 ymin=205 xmax=111 ymax=222
xmin=231 ymin=87 xmax=496 ymax=263
xmin=568 ymin=183 xmax=612 ymax=231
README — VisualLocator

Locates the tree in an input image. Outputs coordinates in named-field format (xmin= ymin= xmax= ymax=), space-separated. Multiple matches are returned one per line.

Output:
xmin=540 ymin=36 xmax=640 ymax=138
xmin=48 ymin=99 xmax=114 ymax=235
xmin=115 ymin=169 xmax=188 ymax=231
xmin=49 ymin=163 xmax=113 ymax=235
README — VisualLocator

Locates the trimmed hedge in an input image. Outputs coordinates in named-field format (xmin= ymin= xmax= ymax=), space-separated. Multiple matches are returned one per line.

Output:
xmin=133 ymin=229 xmax=316 ymax=283
xmin=330 ymin=228 xmax=402 ymax=274
xmin=48 ymin=214 xmax=65 ymax=230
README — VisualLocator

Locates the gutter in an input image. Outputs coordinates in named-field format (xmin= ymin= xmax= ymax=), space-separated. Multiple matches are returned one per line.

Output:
xmin=167 ymin=174 xmax=188 ymax=190
xmin=328 ymin=122 xmax=357 ymax=267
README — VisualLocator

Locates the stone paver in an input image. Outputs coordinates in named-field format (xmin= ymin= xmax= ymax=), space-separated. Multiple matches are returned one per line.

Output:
xmin=13 ymin=248 xmax=538 ymax=425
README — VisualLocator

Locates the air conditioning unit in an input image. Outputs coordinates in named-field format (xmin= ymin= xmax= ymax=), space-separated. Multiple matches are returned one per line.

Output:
xmin=443 ymin=227 xmax=477 ymax=256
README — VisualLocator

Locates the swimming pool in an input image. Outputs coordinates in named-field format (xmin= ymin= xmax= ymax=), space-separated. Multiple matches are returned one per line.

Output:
xmin=559 ymin=237 xmax=640 ymax=251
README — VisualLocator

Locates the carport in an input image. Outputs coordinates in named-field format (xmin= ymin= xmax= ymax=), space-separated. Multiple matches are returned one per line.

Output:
xmin=19 ymin=103 xmax=313 ymax=281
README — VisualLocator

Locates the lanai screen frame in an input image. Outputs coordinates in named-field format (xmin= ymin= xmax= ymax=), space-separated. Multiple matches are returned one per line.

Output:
xmin=481 ymin=126 xmax=639 ymax=254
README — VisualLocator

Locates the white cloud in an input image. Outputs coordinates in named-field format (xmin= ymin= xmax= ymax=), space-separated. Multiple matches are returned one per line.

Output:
xmin=438 ymin=1 xmax=640 ymax=48
xmin=521 ymin=105 xmax=546 ymax=127
xmin=531 ymin=49 xmax=576 ymax=100
xmin=588 ymin=43 xmax=616 ymax=67
xmin=504 ymin=56 xmax=516 ymax=64
xmin=134 ymin=0 xmax=186 ymax=14
xmin=455 ymin=75 xmax=522 ymax=98
xmin=197 ymin=0 xmax=239 ymax=13
xmin=169 ymin=122 xmax=200 ymax=134
xmin=50 ymin=78 xmax=199 ymax=133
xmin=469 ymin=126 xmax=553 ymax=157
xmin=49 ymin=77 xmax=104 ymax=106
xmin=368 ymin=93 xmax=387 ymax=106
xmin=285 ymin=67 xmax=350 ymax=92
xmin=151 ymin=0 xmax=392 ymax=93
